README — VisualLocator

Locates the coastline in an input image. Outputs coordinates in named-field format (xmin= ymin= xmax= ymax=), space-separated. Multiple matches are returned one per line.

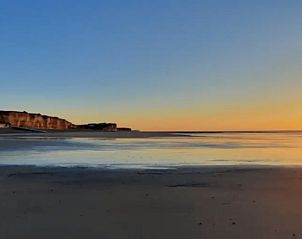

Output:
xmin=1 ymin=165 xmax=302 ymax=239
xmin=0 ymin=129 xmax=190 ymax=138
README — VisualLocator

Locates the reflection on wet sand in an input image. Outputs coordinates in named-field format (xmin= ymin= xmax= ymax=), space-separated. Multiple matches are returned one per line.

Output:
xmin=1 ymin=132 xmax=302 ymax=168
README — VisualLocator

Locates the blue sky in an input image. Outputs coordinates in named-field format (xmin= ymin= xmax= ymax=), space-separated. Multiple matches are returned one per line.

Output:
xmin=1 ymin=1 xmax=302 ymax=130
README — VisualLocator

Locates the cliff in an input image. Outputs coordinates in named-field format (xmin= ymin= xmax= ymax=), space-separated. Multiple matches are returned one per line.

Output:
xmin=0 ymin=111 xmax=75 ymax=130
xmin=77 ymin=123 xmax=117 ymax=132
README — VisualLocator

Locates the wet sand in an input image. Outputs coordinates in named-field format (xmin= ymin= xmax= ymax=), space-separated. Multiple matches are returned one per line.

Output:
xmin=0 ymin=166 xmax=301 ymax=239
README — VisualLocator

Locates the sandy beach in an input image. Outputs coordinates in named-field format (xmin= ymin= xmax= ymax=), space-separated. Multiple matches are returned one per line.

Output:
xmin=0 ymin=165 xmax=301 ymax=239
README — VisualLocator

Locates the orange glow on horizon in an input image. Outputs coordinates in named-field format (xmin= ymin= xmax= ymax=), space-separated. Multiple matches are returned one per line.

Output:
xmin=67 ymin=108 xmax=302 ymax=131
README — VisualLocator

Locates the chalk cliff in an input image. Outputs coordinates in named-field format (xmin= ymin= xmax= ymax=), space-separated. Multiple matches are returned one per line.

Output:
xmin=0 ymin=111 xmax=75 ymax=130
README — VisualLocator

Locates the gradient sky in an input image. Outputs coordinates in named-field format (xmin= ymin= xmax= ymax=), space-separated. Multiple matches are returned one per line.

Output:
xmin=1 ymin=0 xmax=302 ymax=130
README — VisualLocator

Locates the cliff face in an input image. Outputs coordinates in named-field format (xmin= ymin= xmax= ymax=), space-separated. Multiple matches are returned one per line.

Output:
xmin=0 ymin=111 xmax=75 ymax=130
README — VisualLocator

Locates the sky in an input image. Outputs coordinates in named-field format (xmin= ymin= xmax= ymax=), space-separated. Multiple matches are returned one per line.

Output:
xmin=1 ymin=0 xmax=302 ymax=130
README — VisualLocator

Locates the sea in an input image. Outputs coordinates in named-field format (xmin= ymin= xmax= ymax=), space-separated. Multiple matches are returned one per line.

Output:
xmin=1 ymin=132 xmax=302 ymax=169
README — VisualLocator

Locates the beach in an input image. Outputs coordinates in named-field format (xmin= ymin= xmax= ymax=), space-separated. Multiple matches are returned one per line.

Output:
xmin=1 ymin=131 xmax=302 ymax=238
xmin=0 ymin=165 xmax=301 ymax=239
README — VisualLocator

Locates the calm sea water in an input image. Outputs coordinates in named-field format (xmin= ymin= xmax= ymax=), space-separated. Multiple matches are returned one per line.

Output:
xmin=1 ymin=132 xmax=302 ymax=168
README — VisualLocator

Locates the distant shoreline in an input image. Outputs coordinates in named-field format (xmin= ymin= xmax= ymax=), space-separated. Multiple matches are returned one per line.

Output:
xmin=0 ymin=128 xmax=190 ymax=138
xmin=2 ymin=128 xmax=302 ymax=135
xmin=144 ymin=130 xmax=302 ymax=134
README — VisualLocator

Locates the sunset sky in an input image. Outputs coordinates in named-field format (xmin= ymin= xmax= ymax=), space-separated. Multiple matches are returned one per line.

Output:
xmin=1 ymin=1 xmax=302 ymax=130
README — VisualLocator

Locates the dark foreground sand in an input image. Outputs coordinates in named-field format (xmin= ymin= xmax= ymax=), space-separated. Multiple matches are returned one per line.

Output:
xmin=0 ymin=166 xmax=301 ymax=239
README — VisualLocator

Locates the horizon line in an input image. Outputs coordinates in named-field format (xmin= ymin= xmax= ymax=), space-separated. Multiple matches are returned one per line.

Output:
xmin=142 ymin=130 xmax=302 ymax=133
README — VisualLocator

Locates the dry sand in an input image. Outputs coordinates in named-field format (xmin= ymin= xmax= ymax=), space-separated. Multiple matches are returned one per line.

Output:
xmin=0 ymin=166 xmax=301 ymax=239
